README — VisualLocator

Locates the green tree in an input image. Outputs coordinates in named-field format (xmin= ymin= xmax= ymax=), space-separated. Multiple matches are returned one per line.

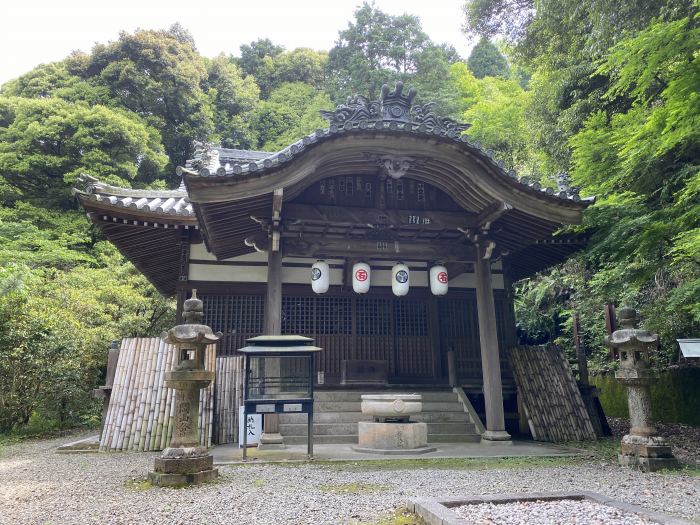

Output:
xmin=450 ymin=63 xmax=538 ymax=173
xmin=206 ymin=55 xmax=259 ymax=149
xmin=237 ymin=38 xmax=285 ymax=80
xmin=1 ymin=61 xmax=110 ymax=105
xmin=251 ymin=82 xmax=332 ymax=151
xmin=467 ymin=37 xmax=509 ymax=78
xmin=328 ymin=2 xmax=436 ymax=100
xmin=69 ymin=27 xmax=213 ymax=180
xmin=0 ymin=97 xmax=167 ymax=208
xmin=256 ymin=48 xmax=329 ymax=97
xmin=0 ymin=246 xmax=174 ymax=432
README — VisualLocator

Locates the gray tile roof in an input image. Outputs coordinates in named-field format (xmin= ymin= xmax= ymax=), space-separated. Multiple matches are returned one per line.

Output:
xmin=180 ymin=129 xmax=587 ymax=204
xmin=74 ymin=175 xmax=194 ymax=217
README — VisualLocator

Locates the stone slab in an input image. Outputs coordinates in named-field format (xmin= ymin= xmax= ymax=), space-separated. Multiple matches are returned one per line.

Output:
xmin=212 ymin=440 xmax=585 ymax=465
xmin=410 ymin=491 xmax=696 ymax=525
xmin=56 ymin=435 xmax=100 ymax=454
xmin=352 ymin=445 xmax=437 ymax=455
xmin=148 ymin=468 xmax=218 ymax=487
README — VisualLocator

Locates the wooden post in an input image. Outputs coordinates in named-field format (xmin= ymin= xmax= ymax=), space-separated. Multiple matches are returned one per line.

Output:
xmin=573 ymin=312 xmax=589 ymax=385
xmin=259 ymin=246 xmax=284 ymax=448
xmin=604 ymin=303 xmax=617 ymax=359
xmin=474 ymin=253 xmax=511 ymax=443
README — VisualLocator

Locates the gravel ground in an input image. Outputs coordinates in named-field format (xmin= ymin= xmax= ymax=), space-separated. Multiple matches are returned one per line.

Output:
xmin=0 ymin=433 xmax=698 ymax=525
xmin=455 ymin=500 xmax=659 ymax=525
xmin=608 ymin=417 xmax=700 ymax=465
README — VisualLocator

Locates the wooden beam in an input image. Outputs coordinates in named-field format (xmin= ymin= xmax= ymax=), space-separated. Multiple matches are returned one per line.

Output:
xmin=283 ymin=203 xmax=476 ymax=231
xmin=283 ymin=236 xmax=476 ymax=261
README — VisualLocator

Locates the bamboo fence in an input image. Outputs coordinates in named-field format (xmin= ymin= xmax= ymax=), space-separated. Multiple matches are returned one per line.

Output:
xmin=213 ymin=355 xmax=245 ymax=445
xmin=508 ymin=344 xmax=596 ymax=442
xmin=99 ymin=338 xmax=217 ymax=452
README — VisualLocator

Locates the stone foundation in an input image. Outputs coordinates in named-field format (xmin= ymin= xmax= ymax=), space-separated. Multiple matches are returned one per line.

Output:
xmin=353 ymin=421 xmax=436 ymax=455
xmin=149 ymin=454 xmax=218 ymax=486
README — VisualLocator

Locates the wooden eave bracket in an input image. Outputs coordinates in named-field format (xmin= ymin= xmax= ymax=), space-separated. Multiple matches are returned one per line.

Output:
xmin=476 ymin=201 xmax=513 ymax=231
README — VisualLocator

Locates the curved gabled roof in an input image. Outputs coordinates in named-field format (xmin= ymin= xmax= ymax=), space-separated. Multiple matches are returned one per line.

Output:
xmin=180 ymin=83 xmax=586 ymax=211
xmin=73 ymin=83 xmax=593 ymax=292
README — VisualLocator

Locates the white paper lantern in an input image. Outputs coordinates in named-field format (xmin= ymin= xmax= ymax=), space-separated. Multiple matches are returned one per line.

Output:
xmin=311 ymin=260 xmax=329 ymax=294
xmin=392 ymin=263 xmax=410 ymax=296
xmin=352 ymin=262 xmax=371 ymax=294
xmin=430 ymin=265 xmax=449 ymax=296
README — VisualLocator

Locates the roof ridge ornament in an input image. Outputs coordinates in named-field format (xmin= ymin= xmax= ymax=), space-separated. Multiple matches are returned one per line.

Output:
xmin=380 ymin=81 xmax=416 ymax=121
xmin=320 ymin=82 xmax=471 ymax=135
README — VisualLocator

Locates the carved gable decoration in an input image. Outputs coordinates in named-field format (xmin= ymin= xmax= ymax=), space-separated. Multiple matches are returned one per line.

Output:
xmin=320 ymin=82 xmax=471 ymax=136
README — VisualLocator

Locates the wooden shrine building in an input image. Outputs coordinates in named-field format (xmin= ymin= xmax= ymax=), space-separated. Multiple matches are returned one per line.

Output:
xmin=75 ymin=83 xmax=590 ymax=442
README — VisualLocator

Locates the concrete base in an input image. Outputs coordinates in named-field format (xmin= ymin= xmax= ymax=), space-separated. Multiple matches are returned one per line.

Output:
xmin=357 ymin=421 xmax=429 ymax=451
xmin=352 ymin=445 xmax=437 ymax=455
xmin=258 ymin=432 xmax=285 ymax=450
xmin=480 ymin=430 xmax=512 ymax=445
xmin=410 ymin=491 xmax=696 ymax=525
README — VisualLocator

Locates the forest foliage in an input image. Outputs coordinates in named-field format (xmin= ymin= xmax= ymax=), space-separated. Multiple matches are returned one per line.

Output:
xmin=0 ymin=1 xmax=697 ymax=433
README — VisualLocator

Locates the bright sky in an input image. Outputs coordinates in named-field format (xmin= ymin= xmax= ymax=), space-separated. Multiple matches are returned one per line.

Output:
xmin=1 ymin=0 xmax=474 ymax=86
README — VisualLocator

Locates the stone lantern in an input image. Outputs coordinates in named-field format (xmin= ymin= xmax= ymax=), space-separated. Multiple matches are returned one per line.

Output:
xmin=604 ymin=307 xmax=677 ymax=471
xmin=149 ymin=290 xmax=221 ymax=486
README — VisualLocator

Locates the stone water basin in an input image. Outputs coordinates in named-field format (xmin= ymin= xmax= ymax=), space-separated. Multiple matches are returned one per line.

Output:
xmin=360 ymin=393 xmax=422 ymax=421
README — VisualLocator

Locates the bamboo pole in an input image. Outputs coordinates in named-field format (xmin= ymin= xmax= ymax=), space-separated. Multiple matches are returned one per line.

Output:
xmin=214 ymin=357 xmax=221 ymax=445
xmin=137 ymin=338 xmax=159 ymax=450
xmin=145 ymin=337 xmax=165 ymax=450
xmin=206 ymin=345 xmax=215 ymax=446
xmin=114 ymin=338 xmax=137 ymax=450
xmin=123 ymin=337 xmax=146 ymax=450
xmin=131 ymin=338 xmax=151 ymax=450
xmin=100 ymin=338 xmax=126 ymax=450
xmin=152 ymin=340 xmax=170 ymax=450
xmin=160 ymin=344 xmax=176 ymax=450
xmin=105 ymin=338 xmax=128 ymax=450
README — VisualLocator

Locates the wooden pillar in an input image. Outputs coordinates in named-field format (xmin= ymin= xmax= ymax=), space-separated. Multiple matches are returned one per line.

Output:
xmin=264 ymin=248 xmax=282 ymax=334
xmin=474 ymin=254 xmax=511 ymax=442
xmin=259 ymin=247 xmax=284 ymax=448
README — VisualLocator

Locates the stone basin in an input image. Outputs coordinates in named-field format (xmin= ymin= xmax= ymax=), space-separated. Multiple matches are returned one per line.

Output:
xmin=360 ymin=393 xmax=422 ymax=421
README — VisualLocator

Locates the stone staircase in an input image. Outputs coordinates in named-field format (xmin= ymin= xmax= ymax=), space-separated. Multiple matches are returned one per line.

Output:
xmin=278 ymin=389 xmax=482 ymax=445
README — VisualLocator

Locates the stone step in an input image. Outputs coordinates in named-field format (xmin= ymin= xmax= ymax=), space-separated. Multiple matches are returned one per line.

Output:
xmin=279 ymin=411 xmax=470 ymax=425
xmin=279 ymin=421 xmax=477 ymax=437
xmin=284 ymin=433 xmax=481 ymax=445
xmin=279 ymin=412 xmax=372 ymax=424
xmin=313 ymin=400 xmax=466 ymax=413
xmin=430 ymin=433 xmax=482 ymax=443
xmin=284 ymin=434 xmax=357 ymax=445
xmin=313 ymin=390 xmax=459 ymax=402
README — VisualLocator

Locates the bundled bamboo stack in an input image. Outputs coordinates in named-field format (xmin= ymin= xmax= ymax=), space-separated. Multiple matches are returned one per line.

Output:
xmin=213 ymin=356 xmax=245 ymax=444
xmin=100 ymin=338 xmax=216 ymax=452
xmin=508 ymin=344 xmax=596 ymax=442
